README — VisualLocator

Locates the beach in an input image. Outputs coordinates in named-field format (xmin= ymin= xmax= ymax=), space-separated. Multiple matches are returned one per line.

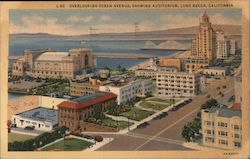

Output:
xmin=8 ymin=95 xmax=39 ymax=120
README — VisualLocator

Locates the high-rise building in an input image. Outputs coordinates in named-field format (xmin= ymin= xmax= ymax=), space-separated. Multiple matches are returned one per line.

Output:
xmin=191 ymin=12 xmax=217 ymax=64
xmin=216 ymin=30 xmax=228 ymax=59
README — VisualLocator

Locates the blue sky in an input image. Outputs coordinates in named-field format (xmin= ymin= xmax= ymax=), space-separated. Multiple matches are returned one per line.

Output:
xmin=10 ymin=9 xmax=241 ymax=35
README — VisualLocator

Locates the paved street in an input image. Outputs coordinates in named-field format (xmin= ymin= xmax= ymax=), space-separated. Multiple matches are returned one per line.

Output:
xmin=96 ymin=76 xmax=235 ymax=151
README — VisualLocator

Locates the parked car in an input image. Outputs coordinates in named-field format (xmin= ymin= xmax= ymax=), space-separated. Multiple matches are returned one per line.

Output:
xmin=170 ymin=107 xmax=178 ymax=112
xmin=24 ymin=126 xmax=35 ymax=130
xmin=137 ymin=122 xmax=149 ymax=129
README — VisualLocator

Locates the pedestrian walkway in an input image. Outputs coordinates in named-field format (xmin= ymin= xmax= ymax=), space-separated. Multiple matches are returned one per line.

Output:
xmin=105 ymin=113 xmax=138 ymax=123
xmin=134 ymin=101 xmax=156 ymax=112
xmin=84 ymin=138 xmax=114 ymax=151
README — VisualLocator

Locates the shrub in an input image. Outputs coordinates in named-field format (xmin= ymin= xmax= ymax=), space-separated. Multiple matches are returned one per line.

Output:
xmin=8 ymin=126 xmax=67 ymax=151
xmin=94 ymin=136 xmax=103 ymax=142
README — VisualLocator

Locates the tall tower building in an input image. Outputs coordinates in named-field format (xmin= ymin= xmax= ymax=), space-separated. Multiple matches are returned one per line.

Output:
xmin=216 ymin=30 xmax=228 ymax=59
xmin=191 ymin=12 xmax=217 ymax=64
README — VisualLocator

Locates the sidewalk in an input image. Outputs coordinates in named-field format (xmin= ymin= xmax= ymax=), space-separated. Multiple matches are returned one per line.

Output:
xmin=134 ymin=101 xmax=156 ymax=112
xmin=183 ymin=142 xmax=224 ymax=151
xmin=105 ymin=113 xmax=138 ymax=123
xmin=11 ymin=127 xmax=44 ymax=136
xmin=83 ymin=138 xmax=114 ymax=151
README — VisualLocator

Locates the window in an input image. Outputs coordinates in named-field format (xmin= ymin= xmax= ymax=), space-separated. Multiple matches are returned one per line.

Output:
xmin=218 ymin=131 xmax=228 ymax=137
xmin=234 ymin=142 xmax=241 ymax=148
xmin=218 ymin=122 xmax=227 ymax=128
xmin=234 ymin=134 xmax=240 ymax=139
xmin=219 ymin=139 xmax=228 ymax=145
xmin=205 ymin=121 xmax=214 ymax=127
xmin=206 ymin=129 xmax=214 ymax=135
xmin=205 ymin=137 xmax=214 ymax=143
xmin=233 ymin=125 xmax=240 ymax=130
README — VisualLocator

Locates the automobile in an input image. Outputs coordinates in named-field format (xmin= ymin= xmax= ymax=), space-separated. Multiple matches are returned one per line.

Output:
xmin=160 ymin=112 xmax=168 ymax=117
xmin=153 ymin=115 xmax=162 ymax=120
xmin=137 ymin=122 xmax=149 ymax=129
xmin=82 ymin=134 xmax=94 ymax=140
xmin=11 ymin=124 xmax=17 ymax=128
xmin=24 ymin=126 xmax=35 ymax=130
xmin=170 ymin=106 xmax=178 ymax=112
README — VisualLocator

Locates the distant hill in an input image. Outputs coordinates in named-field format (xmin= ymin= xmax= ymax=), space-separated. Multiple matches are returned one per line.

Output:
xmin=10 ymin=24 xmax=241 ymax=38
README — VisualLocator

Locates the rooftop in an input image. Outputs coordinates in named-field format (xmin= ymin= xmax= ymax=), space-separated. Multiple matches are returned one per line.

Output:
xmin=71 ymin=92 xmax=106 ymax=103
xmin=16 ymin=107 xmax=58 ymax=124
xmin=204 ymin=107 xmax=241 ymax=118
xmin=36 ymin=52 xmax=69 ymax=61
xmin=203 ymin=67 xmax=226 ymax=70
xmin=57 ymin=92 xmax=117 ymax=109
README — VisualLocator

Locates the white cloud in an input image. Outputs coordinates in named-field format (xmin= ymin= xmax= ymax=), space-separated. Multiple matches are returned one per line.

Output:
xmin=100 ymin=15 xmax=112 ymax=21
xmin=67 ymin=16 xmax=79 ymax=23
xmin=66 ymin=16 xmax=93 ymax=23
xmin=81 ymin=16 xmax=93 ymax=23
xmin=159 ymin=13 xmax=241 ymax=30
xmin=10 ymin=13 xmax=241 ymax=36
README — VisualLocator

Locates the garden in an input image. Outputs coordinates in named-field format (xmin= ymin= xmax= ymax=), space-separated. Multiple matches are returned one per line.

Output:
xmin=101 ymin=118 xmax=133 ymax=130
xmin=120 ymin=107 xmax=154 ymax=121
xmin=139 ymin=101 xmax=169 ymax=111
xmin=41 ymin=138 xmax=93 ymax=151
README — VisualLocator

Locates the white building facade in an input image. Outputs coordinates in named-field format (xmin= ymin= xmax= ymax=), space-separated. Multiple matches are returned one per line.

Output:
xmin=156 ymin=72 xmax=201 ymax=97
xmin=11 ymin=107 xmax=58 ymax=132
xmin=99 ymin=78 xmax=153 ymax=105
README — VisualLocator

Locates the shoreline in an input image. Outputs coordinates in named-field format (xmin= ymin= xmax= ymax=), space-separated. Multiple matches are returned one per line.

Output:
xmin=128 ymin=50 xmax=191 ymax=71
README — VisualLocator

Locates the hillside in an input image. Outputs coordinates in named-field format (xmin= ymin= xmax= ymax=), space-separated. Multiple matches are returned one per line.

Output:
xmin=10 ymin=24 xmax=241 ymax=38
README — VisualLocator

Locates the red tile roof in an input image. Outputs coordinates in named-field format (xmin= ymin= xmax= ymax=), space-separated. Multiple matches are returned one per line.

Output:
xmin=57 ymin=92 xmax=117 ymax=109
xmin=231 ymin=103 xmax=241 ymax=110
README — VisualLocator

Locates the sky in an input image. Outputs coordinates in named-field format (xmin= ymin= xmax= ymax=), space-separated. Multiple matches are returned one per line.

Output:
xmin=10 ymin=9 xmax=241 ymax=36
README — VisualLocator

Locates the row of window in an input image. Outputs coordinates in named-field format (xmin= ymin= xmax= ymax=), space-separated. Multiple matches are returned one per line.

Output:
xmin=205 ymin=138 xmax=241 ymax=148
xmin=204 ymin=121 xmax=241 ymax=130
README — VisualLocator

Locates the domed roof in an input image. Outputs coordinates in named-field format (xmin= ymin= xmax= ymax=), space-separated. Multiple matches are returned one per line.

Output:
xmin=36 ymin=52 xmax=69 ymax=61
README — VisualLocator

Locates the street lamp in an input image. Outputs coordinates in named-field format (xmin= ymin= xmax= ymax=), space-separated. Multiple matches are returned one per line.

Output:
xmin=127 ymin=117 xmax=130 ymax=131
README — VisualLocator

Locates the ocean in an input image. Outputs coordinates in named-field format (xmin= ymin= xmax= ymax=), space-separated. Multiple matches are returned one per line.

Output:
xmin=8 ymin=35 xmax=191 ymax=100
xmin=9 ymin=35 xmax=191 ymax=69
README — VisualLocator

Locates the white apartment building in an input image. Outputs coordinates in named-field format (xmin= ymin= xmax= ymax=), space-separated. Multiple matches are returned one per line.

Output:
xmin=156 ymin=72 xmax=201 ymax=97
xmin=201 ymin=107 xmax=242 ymax=150
xmin=99 ymin=77 xmax=153 ymax=105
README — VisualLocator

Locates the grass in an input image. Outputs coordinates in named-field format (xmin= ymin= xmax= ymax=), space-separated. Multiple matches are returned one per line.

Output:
xmin=42 ymin=138 xmax=93 ymax=151
xmin=8 ymin=133 xmax=35 ymax=143
xmin=101 ymin=118 xmax=133 ymax=130
xmin=139 ymin=101 xmax=169 ymax=111
xmin=120 ymin=107 xmax=154 ymax=121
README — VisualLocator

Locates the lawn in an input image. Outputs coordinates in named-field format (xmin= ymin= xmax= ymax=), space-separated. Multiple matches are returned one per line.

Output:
xmin=42 ymin=138 xmax=93 ymax=151
xmin=101 ymin=118 xmax=133 ymax=130
xmin=147 ymin=98 xmax=180 ymax=104
xmin=139 ymin=101 xmax=169 ymax=111
xmin=120 ymin=107 xmax=154 ymax=121
xmin=8 ymin=133 xmax=35 ymax=143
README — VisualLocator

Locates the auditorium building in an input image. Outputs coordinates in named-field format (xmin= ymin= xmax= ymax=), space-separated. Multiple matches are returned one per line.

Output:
xmin=12 ymin=48 xmax=96 ymax=79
